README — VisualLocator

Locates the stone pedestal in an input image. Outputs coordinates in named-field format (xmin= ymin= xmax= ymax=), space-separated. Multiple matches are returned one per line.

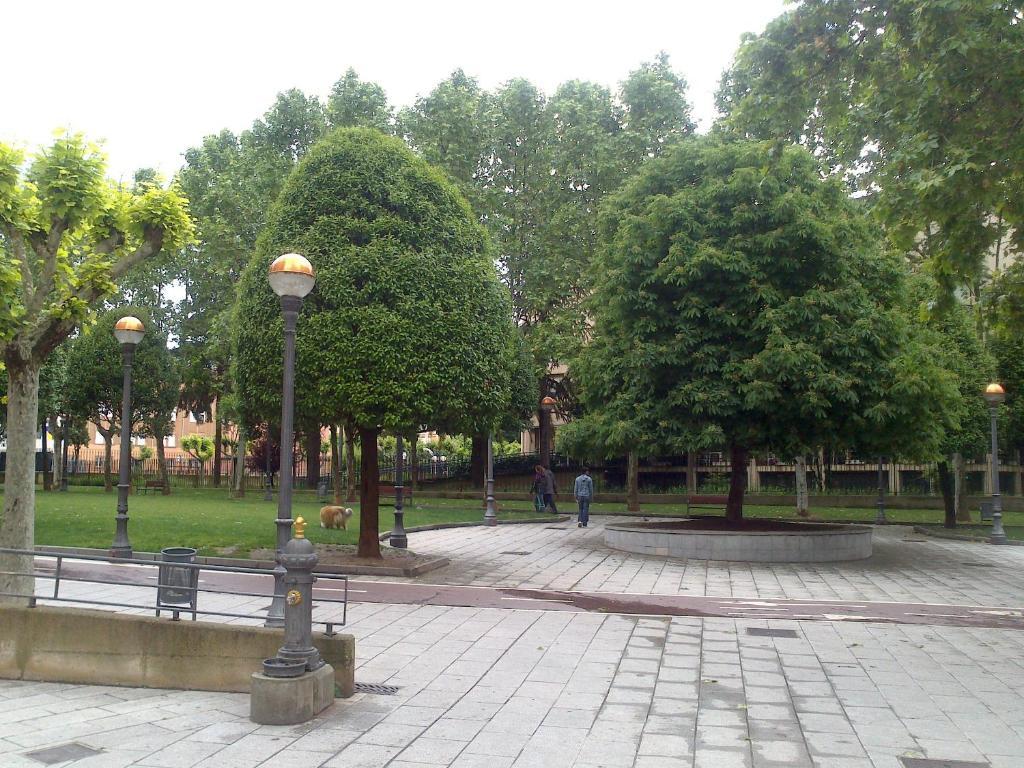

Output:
xmin=250 ymin=663 xmax=334 ymax=725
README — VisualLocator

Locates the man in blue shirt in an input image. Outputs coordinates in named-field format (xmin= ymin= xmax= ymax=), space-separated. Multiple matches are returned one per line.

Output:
xmin=574 ymin=467 xmax=594 ymax=528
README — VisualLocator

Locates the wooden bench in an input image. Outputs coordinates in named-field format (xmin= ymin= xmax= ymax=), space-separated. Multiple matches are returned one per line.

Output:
xmin=378 ymin=484 xmax=413 ymax=501
xmin=137 ymin=479 xmax=165 ymax=495
xmin=686 ymin=494 xmax=728 ymax=515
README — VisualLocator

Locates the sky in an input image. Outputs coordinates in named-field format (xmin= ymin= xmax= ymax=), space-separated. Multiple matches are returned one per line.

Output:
xmin=3 ymin=1 xmax=788 ymax=182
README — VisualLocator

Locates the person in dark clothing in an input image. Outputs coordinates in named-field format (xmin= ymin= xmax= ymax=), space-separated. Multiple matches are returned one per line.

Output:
xmin=531 ymin=466 xmax=546 ymax=513
xmin=536 ymin=464 xmax=558 ymax=514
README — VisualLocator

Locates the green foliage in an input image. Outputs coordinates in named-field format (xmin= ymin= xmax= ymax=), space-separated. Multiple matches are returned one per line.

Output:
xmin=328 ymin=68 xmax=394 ymax=132
xmin=985 ymin=260 xmax=1024 ymax=451
xmin=181 ymin=434 xmax=215 ymax=462
xmin=717 ymin=0 xmax=1024 ymax=292
xmin=136 ymin=445 xmax=154 ymax=461
xmin=63 ymin=306 xmax=180 ymax=439
xmin=233 ymin=128 xmax=517 ymax=434
xmin=564 ymin=138 xmax=956 ymax=472
xmin=0 ymin=133 xmax=193 ymax=357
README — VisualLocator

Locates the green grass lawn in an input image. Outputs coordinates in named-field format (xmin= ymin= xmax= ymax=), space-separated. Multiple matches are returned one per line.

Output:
xmin=4 ymin=486 xmax=1021 ymax=555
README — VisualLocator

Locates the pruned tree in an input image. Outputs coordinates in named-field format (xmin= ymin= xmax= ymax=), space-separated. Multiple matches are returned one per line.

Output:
xmin=234 ymin=128 xmax=515 ymax=558
xmin=0 ymin=135 xmax=191 ymax=602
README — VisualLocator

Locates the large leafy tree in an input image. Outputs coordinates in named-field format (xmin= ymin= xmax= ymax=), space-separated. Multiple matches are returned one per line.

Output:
xmin=234 ymin=128 xmax=517 ymax=557
xmin=0 ymin=135 xmax=191 ymax=599
xmin=327 ymin=68 xmax=394 ymax=132
xmin=572 ymin=137 xmax=954 ymax=521
xmin=716 ymin=0 xmax=1024 ymax=292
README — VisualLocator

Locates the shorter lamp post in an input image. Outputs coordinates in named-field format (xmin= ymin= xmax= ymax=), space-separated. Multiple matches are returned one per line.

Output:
xmin=484 ymin=432 xmax=497 ymax=526
xmin=540 ymin=395 xmax=556 ymax=469
xmin=111 ymin=316 xmax=145 ymax=558
xmin=390 ymin=435 xmax=408 ymax=548
xmin=984 ymin=382 xmax=1007 ymax=545
xmin=266 ymin=253 xmax=316 ymax=627
xmin=874 ymin=456 xmax=887 ymax=525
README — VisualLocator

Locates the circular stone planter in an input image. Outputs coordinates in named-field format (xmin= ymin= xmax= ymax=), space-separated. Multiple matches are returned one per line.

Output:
xmin=604 ymin=518 xmax=872 ymax=563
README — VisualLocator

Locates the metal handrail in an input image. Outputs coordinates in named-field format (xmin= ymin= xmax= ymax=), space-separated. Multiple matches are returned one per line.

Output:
xmin=0 ymin=547 xmax=348 ymax=633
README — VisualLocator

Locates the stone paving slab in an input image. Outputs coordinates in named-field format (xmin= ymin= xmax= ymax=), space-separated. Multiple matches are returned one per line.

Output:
xmin=3 ymin=602 xmax=1024 ymax=767
xmin=374 ymin=519 xmax=1024 ymax=608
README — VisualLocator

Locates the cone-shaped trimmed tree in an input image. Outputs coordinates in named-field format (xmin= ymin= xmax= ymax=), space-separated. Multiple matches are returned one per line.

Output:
xmin=234 ymin=128 xmax=516 ymax=557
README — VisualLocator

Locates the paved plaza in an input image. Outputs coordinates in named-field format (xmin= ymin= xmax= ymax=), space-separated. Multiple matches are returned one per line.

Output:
xmin=3 ymin=518 xmax=1024 ymax=768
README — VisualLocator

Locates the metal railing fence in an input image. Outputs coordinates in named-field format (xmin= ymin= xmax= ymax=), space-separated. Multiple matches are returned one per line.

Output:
xmin=0 ymin=547 xmax=348 ymax=635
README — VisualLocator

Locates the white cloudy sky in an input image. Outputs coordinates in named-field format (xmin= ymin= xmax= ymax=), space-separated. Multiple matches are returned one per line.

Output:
xmin=3 ymin=0 xmax=788 ymax=181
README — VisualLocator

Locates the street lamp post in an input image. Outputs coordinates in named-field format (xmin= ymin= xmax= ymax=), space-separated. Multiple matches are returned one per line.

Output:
xmin=111 ymin=316 xmax=145 ymax=558
xmin=484 ymin=432 xmax=497 ymax=526
xmin=875 ymin=456 xmax=887 ymax=525
xmin=984 ymin=382 xmax=1007 ymax=545
xmin=59 ymin=418 xmax=69 ymax=492
xmin=264 ymin=428 xmax=274 ymax=502
xmin=540 ymin=396 xmax=556 ymax=469
xmin=266 ymin=253 xmax=316 ymax=627
xmin=390 ymin=435 xmax=408 ymax=548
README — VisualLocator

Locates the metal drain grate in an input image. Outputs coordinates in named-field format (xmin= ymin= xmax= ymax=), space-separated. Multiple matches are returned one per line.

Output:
xmin=745 ymin=628 xmax=799 ymax=639
xmin=960 ymin=562 xmax=996 ymax=568
xmin=354 ymin=682 xmax=400 ymax=695
xmin=500 ymin=551 xmax=532 ymax=555
xmin=26 ymin=743 xmax=102 ymax=764
xmin=899 ymin=758 xmax=990 ymax=768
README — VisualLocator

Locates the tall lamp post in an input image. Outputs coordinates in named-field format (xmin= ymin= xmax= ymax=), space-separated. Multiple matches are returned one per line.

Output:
xmin=390 ymin=435 xmax=408 ymax=548
xmin=111 ymin=316 xmax=145 ymax=558
xmin=540 ymin=396 xmax=556 ymax=469
xmin=266 ymin=253 xmax=316 ymax=627
xmin=984 ymin=382 xmax=1007 ymax=545
xmin=484 ymin=432 xmax=497 ymax=526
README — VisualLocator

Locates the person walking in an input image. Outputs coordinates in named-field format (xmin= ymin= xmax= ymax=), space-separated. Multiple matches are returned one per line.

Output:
xmin=531 ymin=465 xmax=546 ymax=514
xmin=536 ymin=464 xmax=558 ymax=514
xmin=574 ymin=466 xmax=594 ymax=528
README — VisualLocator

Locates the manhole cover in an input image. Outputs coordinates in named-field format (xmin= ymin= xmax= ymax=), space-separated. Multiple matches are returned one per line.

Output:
xmin=960 ymin=562 xmax=996 ymax=568
xmin=354 ymin=683 xmax=399 ymax=695
xmin=26 ymin=743 xmax=102 ymax=764
xmin=500 ymin=551 xmax=532 ymax=555
xmin=545 ymin=526 xmax=569 ymax=530
xmin=745 ymin=628 xmax=799 ymax=638
xmin=899 ymin=758 xmax=990 ymax=768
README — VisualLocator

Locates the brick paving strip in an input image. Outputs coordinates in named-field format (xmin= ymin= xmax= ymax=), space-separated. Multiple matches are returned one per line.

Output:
xmin=42 ymin=560 xmax=1024 ymax=631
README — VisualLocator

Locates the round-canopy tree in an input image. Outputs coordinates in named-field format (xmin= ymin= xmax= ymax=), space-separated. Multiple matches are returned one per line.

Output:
xmin=571 ymin=137 xmax=954 ymax=521
xmin=234 ymin=128 xmax=515 ymax=557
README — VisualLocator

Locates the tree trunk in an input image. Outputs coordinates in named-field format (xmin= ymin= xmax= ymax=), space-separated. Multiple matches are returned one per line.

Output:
xmin=470 ymin=433 xmax=487 ymax=489
xmin=41 ymin=418 xmax=52 ymax=491
xmin=626 ymin=451 xmax=640 ymax=512
xmin=155 ymin=432 xmax=170 ymax=494
xmin=234 ymin=425 xmax=247 ymax=497
xmin=213 ymin=410 xmax=222 ymax=487
xmin=330 ymin=424 xmax=341 ymax=505
xmin=410 ymin=432 xmax=419 ymax=492
xmin=0 ymin=360 xmax=41 ymax=605
xmin=357 ymin=426 xmax=381 ymax=559
xmin=794 ymin=455 xmax=809 ymax=517
xmin=726 ymin=444 xmax=749 ymax=524
xmin=305 ymin=429 xmax=321 ymax=489
xmin=99 ymin=424 xmax=114 ymax=492
xmin=937 ymin=460 xmax=956 ymax=529
xmin=953 ymin=452 xmax=970 ymax=522
xmin=686 ymin=450 xmax=697 ymax=494
xmin=345 ymin=422 xmax=357 ymax=502
xmin=51 ymin=414 xmax=62 ymax=490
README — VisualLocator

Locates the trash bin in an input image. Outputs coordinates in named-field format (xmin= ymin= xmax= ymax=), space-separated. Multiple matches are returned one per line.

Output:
xmin=980 ymin=501 xmax=994 ymax=521
xmin=156 ymin=547 xmax=198 ymax=620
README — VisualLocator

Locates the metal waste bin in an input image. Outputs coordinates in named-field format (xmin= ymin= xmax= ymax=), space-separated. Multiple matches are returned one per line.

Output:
xmin=156 ymin=547 xmax=198 ymax=620
xmin=980 ymin=501 xmax=994 ymax=521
